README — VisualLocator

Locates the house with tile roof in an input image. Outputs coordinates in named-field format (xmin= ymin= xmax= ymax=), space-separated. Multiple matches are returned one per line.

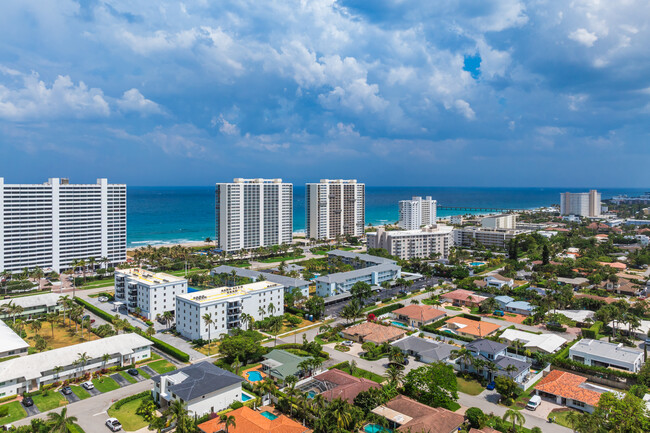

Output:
xmin=309 ymin=368 xmax=380 ymax=403
xmin=391 ymin=336 xmax=456 ymax=363
xmin=197 ymin=406 xmax=311 ymax=433
xmin=534 ymin=370 xmax=613 ymax=413
xmin=391 ymin=304 xmax=446 ymax=327
xmin=442 ymin=317 xmax=501 ymax=338
xmin=152 ymin=361 xmax=245 ymax=417
xmin=342 ymin=321 xmax=407 ymax=344
xmin=371 ymin=395 xmax=465 ymax=433
xmin=440 ymin=289 xmax=487 ymax=307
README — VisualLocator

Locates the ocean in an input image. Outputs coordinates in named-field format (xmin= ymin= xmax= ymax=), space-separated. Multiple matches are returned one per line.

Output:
xmin=126 ymin=186 xmax=645 ymax=247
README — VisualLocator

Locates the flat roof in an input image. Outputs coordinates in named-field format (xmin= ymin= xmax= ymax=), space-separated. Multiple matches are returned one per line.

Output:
xmin=315 ymin=263 xmax=400 ymax=284
xmin=571 ymin=339 xmax=643 ymax=363
xmin=0 ymin=321 xmax=29 ymax=353
xmin=177 ymin=281 xmax=284 ymax=304
xmin=117 ymin=268 xmax=186 ymax=285
xmin=0 ymin=293 xmax=63 ymax=309
xmin=212 ymin=265 xmax=309 ymax=287
xmin=326 ymin=250 xmax=397 ymax=265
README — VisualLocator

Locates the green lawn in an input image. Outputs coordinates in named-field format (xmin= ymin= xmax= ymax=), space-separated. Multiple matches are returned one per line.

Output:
xmin=107 ymin=396 xmax=151 ymax=431
xmin=258 ymin=254 xmax=305 ymax=263
xmin=447 ymin=401 xmax=461 ymax=412
xmin=335 ymin=363 xmax=384 ymax=383
xmin=168 ymin=268 xmax=208 ymax=277
xmin=137 ymin=368 xmax=151 ymax=379
xmin=147 ymin=359 xmax=176 ymax=374
xmin=32 ymin=391 xmax=67 ymax=411
xmin=119 ymin=371 xmax=138 ymax=384
xmin=549 ymin=409 xmax=578 ymax=428
xmin=69 ymin=424 xmax=86 ymax=433
xmin=445 ymin=306 xmax=462 ymax=311
xmin=78 ymin=279 xmax=114 ymax=289
xmin=70 ymin=385 xmax=91 ymax=400
xmin=0 ymin=401 xmax=27 ymax=425
xmin=456 ymin=376 xmax=485 ymax=396
xmin=92 ymin=376 xmax=121 ymax=393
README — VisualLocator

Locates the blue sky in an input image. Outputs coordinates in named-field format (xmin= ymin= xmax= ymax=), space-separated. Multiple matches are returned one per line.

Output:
xmin=0 ymin=0 xmax=648 ymax=187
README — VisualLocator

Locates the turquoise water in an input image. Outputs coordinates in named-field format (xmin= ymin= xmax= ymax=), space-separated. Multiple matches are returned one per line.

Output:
xmin=247 ymin=371 xmax=263 ymax=382
xmin=308 ymin=391 xmax=316 ymax=398
xmin=126 ymin=186 xmax=644 ymax=246
xmin=391 ymin=321 xmax=409 ymax=329
xmin=260 ymin=411 xmax=278 ymax=420
xmin=187 ymin=287 xmax=200 ymax=293
xmin=470 ymin=262 xmax=486 ymax=266
xmin=241 ymin=392 xmax=253 ymax=402
xmin=364 ymin=424 xmax=392 ymax=433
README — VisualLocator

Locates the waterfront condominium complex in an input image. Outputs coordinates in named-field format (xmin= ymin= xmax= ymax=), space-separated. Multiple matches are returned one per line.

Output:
xmin=175 ymin=281 xmax=285 ymax=341
xmin=398 ymin=196 xmax=437 ymax=230
xmin=215 ymin=178 xmax=293 ymax=252
xmin=0 ymin=178 xmax=126 ymax=273
xmin=453 ymin=227 xmax=530 ymax=249
xmin=114 ymin=269 xmax=188 ymax=319
xmin=560 ymin=190 xmax=601 ymax=217
xmin=367 ymin=224 xmax=454 ymax=260
xmin=481 ymin=214 xmax=517 ymax=230
xmin=305 ymin=179 xmax=365 ymax=240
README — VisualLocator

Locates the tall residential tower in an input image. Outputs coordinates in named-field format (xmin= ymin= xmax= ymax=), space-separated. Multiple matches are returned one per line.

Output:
xmin=0 ymin=178 xmax=126 ymax=273
xmin=398 ymin=196 xmax=437 ymax=230
xmin=215 ymin=178 xmax=293 ymax=252
xmin=560 ymin=190 xmax=601 ymax=217
xmin=305 ymin=179 xmax=365 ymax=240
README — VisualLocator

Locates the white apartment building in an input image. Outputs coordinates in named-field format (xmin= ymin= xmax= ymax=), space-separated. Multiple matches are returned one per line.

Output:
xmin=481 ymin=214 xmax=517 ymax=230
xmin=115 ymin=269 xmax=188 ymax=319
xmin=453 ymin=227 xmax=530 ymax=249
xmin=176 ymin=281 xmax=285 ymax=341
xmin=305 ymin=179 xmax=365 ymax=240
xmin=450 ymin=215 xmax=464 ymax=225
xmin=398 ymin=196 xmax=437 ymax=230
xmin=215 ymin=178 xmax=293 ymax=252
xmin=0 ymin=334 xmax=152 ymax=398
xmin=560 ymin=190 xmax=601 ymax=217
xmin=367 ymin=225 xmax=453 ymax=260
xmin=0 ymin=178 xmax=126 ymax=273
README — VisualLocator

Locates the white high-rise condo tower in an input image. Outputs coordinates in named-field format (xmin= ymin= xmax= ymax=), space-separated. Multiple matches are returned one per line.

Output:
xmin=0 ymin=178 xmax=126 ymax=273
xmin=398 ymin=196 xmax=437 ymax=230
xmin=215 ymin=178 xmax=293 ymax=252
xmin=305 ymin=179 xmax=365 ymax=240
xmin=560 ymin=190 xmax=601 ymax=217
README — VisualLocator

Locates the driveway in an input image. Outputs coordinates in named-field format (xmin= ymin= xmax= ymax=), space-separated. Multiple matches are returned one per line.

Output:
xmin=22 ymin=403 xmax=40 ymax=417
xmin=110 ymin=373 xmax=129 ymax=387
xmin=85 ymin=386 xmax=101 ymax=397
xmin=61 ymin=390 xmax=80 ymax=404
xmin=528 ymin=399 xmax=567 ymax=420
xmin=140 ymin=365 xmax=157 ymax=377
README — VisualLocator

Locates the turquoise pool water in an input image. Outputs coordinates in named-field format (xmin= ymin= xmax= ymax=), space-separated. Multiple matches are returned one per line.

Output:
xmin=260 ymin=411 xmax=278 ymax=420
xmin=470 ymin=262 xmax=486 ymax=266
xmin=241 ymin=392 xmax=253 ymax=402
xmin=308 ymin=391 xmax=316 ymax=398
xmin=391 ymin=321 xmax=409 ymax=329
xmin=364 ymin=424 xmax=391 ymax=433
xmin=188 ymin=287 xmax=200 ymax=293
xmin=247 ymin=371 xmax=263 ymax=382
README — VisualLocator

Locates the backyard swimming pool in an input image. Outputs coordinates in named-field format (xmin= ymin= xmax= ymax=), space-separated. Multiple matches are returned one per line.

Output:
xmin=364 ymin=424 xmax=392 ymax=433
xmin=470 ymin=262 xmax=486 ymax=266
xmin=260 ymin=411 xmax=278 ymax=420
xmin=390 ymin=321 xmax=409 ymax=329
xmin=241 ymin=391 xmax=254 ymax=402
xmin=247 ymin=371 xmax=263 ymax=382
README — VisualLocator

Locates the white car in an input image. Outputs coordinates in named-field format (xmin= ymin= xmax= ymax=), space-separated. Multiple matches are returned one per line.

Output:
xmin=106 ymin=418 xmax=122 ymax=432
xmin=98 ymin=296 xmax=109 ymax=302
xmin=82 ymin=381 xmax=95 ymax=390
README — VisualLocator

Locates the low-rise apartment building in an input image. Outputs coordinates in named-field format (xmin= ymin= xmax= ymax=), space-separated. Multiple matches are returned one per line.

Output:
xmin=315 ymin=263 xmax=400 ymax=297
xmin=114 ymin=269 xmax=188 ymax=319
xmin=366 ymin=225 xmax=453 ymax=260
xmin=0 ymin=293 xmax=63 ymax=320
xmin=211 ymin=265 xmax=310 ymax=298
xmin=481 ymin=214 xmax=517 ymax=229
xmin=327 ymin=250 xmax=397 ymax=268
xmin=176 ymin=281 xmax=285 ymax=341
xmin=569 ymin=339 xmax=644 ymax=372
xmin=0 ymin=333 xmax=152 ymax=398
xmin=0 ymin=321 xmax=29 ymax=358
xmin=453 ymin=227 xmax=529 ymax=249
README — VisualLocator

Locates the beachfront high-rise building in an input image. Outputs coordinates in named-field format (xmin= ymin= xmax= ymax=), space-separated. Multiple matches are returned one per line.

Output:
xmin=560 ymin=190 xmax=601 ymax=217
xmin=215 ymin=178 xmax=293 ymax=252
xmin=305 ymin=179 xmax=365 ymax=240
xmin=0 ymin=178 xmax=126 ymax=273
xmin=367 ymin=225 xmax=453 ymax=260
xmin=398 ymin=196 xmax=437 ymax=230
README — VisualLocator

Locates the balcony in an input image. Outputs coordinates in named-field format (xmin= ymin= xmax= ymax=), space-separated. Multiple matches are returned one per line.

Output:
xmin=228 ymin=308 xmax=241 ymax=315
xmin=128 ymin=301 xmax=137 ymax=308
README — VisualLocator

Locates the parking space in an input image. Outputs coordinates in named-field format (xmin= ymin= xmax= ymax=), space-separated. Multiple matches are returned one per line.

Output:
xmin=22 ymin=402 xmax=40 ymax=417
xmin=130 ymin=372 xmax=145 ymax=382
xmin=110 ymin=373 xmax=129 ymax=387
xmin=85 ymin=386 xmax=101 ymax=397
xmin=140 ymin=365 xmax=157 ymax=377
xmin=61 ymin=390 xmax=80 ymax=403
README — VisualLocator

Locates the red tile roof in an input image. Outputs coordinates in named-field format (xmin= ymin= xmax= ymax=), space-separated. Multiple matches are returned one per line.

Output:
xmin=380 ymin=395 xmax=464 ymax=433
xmin=342 ymin=322 xmax=406 ymax=344
xmin=313 ymin=369 xmax=380 ymax=403
xmin=442 ymin=289 xmax=487 ymax=304
xmin=393 ymin=305 xmax=446 ymax=322
xmin=535 ymin=370 xmax=603 ymax=407
xmin=197 ymin=406 xmax=310 ymax=433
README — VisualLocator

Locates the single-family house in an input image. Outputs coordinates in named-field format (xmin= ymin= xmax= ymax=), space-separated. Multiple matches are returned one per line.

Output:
xmin=197 ymin=406 xmax=311 ymax=433
xmin=391 ymin=304 xmax=446 ymax=328
xmin=553 ymin=310 xmax=595 ymax=323
xmin=442 ymin=317 xmax=501 ymax=339
xmin=569 ymin=339 xmax=644 ymax=372
xmin=372 ymin=395 xmax=465 ymax=433
xmin=342 ymin=322 xmax=407 ymax=344
xmin=463 ymin=339 xmax=532 ymax=385
xmin=310 ymin=369 xmax=380 ymax=403
xmin=499 ymin=329 xmax=567 ymax=354
xmin=440 ymin=289 xmax=487 ymax=307
xmin=153 ymin=362 xmax=244 ymax=417
xmin=534 ymin=370 xmax=611 ymax=413
xmin=494 ymin=296 xmax=514 ymax=309
xmin=262 ymin=350 xmax=313 ymax=382
xmin=484 ymin=274 xmax=514 ymax=289
xmin=391 ymin=336 xmax=456 ymax=363
xmin=603 ymin=280 xmax=644 ymax=297
xmin=503 ymin=300 xmax=536 ymax=316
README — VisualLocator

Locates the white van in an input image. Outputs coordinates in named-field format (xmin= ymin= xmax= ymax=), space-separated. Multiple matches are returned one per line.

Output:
xmin=526 ymin=395 xmax=542 ymax=411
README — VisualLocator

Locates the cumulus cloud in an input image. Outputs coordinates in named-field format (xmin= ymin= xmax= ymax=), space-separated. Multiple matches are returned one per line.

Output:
xmin=568 ymin=28 xmax=599 ymax=46
xmin=117 ymin=89 xmax=163 ymax=115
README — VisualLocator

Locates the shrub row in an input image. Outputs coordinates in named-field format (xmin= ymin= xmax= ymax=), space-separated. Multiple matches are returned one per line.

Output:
xmin=581 ymin=321 xmax=604 ymax=339
xmin=284 ymin=306 xmax=305 ymax=316
xmin=368 ymin=303 xmax=405 ymax=317
xmin=113 ymin=391 xmax=152 ymax=410
xmin=75 ymin=298 xmax=115 ymax=322
xmin=274 ymin=343 xmax=329 ymax=360
xmin=552 ymin=356 xmax=637 ymax=380
xmin=460 ymin=313 xmax=481 ymax=322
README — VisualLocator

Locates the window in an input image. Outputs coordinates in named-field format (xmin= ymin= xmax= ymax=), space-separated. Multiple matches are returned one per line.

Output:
xmin=573 ymin=400 xmax=585 ymax=408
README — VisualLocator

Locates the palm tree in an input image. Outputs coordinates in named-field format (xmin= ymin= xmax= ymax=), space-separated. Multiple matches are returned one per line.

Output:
xmin=231 ymin=356 xmax=243 ymax=376
xmin=164 ymin=399 xmax=190 ymax=430
xmin=270 ymin=316 xmax=283 ymax=347
xmin=512 ymin=340 xmax=524 ymax=355
xmin=505 ymin=363 xmax=519 ymax=378
xmin=502 ymin=409 xmax=525 ymax=433
xmin=348 ymin=360 xmax=357 ymax=376
xmin=385 ymin=364 xmax=405 ymax=387
xmin=258 ymin=306 xmax=266 ymax=320
xmin=220 ymin=414 xmax=236 ymax=433
xmin=30 ymin=319 xmax=42 ymax=336
xmin=53 ymin=365 xmax=63 ymax=381
xmin=77 ymin=352 xmax=91 ymax=372
xmin=284 ymin=375 xmax=298 ymax=417
xmin=202 ymin=313 xmax=214 ymax=354
xmin=328 ymin=398 xmax=353 ymax=431
xmin=240 ymin=313 xmax=250 ymax=330
xmin=102 ymin=353 xmax=111 ymax=369
xmin=46 ymin=312 xmax=58 ymax=338
xmin=146 ymin=326 xmax=155 ymax=337
xmin=258 ymin=377 xmax=276 ymax=405
xmin=58 ymin=295 xmax=70 ymax=325
xmin=47 ymin=407 xmax=78 ymax=433
xmin=268 ymin=302 xmax=276 ymax=317
xmin=451 ymin=347 xmax=475 ymax=372
xmin=162 ymin=310 xmax=174 ymax=329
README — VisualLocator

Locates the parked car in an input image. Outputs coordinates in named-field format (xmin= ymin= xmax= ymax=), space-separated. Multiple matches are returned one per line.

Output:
xmin=526 ymin=395 xmax=542 ymax=411
xmin=61 ymin=386 xmax=72 ymax=395
xmin=402 ymin=358 xmax=410 ymax=366
xmin=342 ymin=340 xmax=354 ymax=347
xmin=493 ymin=310 xmax=504 ymax=317
xmin=98 ymin=296 xmax=109 ymax=302
xmin=82 ymin=381 xmax=95 ymax=390
xmin=486 ymin=381 xmax=496 ymax=390
xmin=21 ymin=397 xmax=34 ymax=407
xmin=106 ymin=418 xmax=122 ymax=432
xmin=127 ymin=368 xmax=139 ymax=376
xmin=1 ymin=424 xmax=14 ymax=431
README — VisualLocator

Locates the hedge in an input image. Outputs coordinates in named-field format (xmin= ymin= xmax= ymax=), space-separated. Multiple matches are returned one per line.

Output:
xmin=113 ymin=391 xmax=152 ymax=410
xmin=274 ymin=343 xmax=329 ymax=360
xmin=552 ymin=356 xmax=637 ymax=380
xmin=368 ymin=303 xmax=405 ymax=317
xmin=75 ymin=298 xmax=116 ymax=323
xmin=581 ymin=321 xmax=604 ymax=339
xmin=460 ymin=313 xmax=481 ymax=322
xmin=285 ymin=306 xmax=305 ymax=316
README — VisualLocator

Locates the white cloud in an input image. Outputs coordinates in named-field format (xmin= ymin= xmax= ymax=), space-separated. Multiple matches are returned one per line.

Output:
xmin=447 ymin=99 xmax=476 ymax=120
xmin=568 ymin=28 xmax=598 ymax=46
xmin=217 ymin=114 xmax=240 ymax=135
xmin=117 ymin=89 xmax=163 ymax=115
